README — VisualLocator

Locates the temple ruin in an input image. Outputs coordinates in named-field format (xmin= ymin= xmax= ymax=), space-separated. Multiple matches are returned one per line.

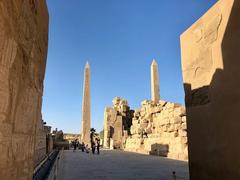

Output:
xmin=103 ymin=60 xmax=188 ymax=160
xmin=103 ymin=97 xmax=134 ymax=149
xmin=125 ymin=100 xmax=187 ymax=160
xmin=0 ymin=0 xmax=240 ymax=179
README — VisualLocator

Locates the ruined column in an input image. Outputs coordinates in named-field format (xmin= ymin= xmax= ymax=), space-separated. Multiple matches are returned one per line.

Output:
xmin=181 ymin=0 xmax=240 ymax=179
xmin=81 ymin=62 xmax=91 ymax=145
xmin=151 ymin=59 xmax=160 ymax=103
xmin=0 ymin=1 xmax=49 ymax=179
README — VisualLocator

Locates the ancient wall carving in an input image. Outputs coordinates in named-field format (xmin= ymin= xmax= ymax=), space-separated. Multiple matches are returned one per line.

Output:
xmin=0 ymin=1 xmax=48 ymax=179
xmin=34 ymin=120 xmax=52 ymax=167
xmin=181 ymin=0 xmax=240 ymax=179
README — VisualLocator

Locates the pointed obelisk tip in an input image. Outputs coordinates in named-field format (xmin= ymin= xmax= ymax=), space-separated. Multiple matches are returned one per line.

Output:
xmin=85 ymin=61 xmax=90 ymax=69
xmin=152 ymin=59 xmax=157 ymax=66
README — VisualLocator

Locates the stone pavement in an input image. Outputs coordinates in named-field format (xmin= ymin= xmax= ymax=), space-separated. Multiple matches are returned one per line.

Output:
xmin=58 ymin=149 xmax=189 ymax=180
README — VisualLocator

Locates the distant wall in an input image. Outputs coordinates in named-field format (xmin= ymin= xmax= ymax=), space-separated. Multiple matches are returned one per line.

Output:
xmin=181 ymin=0 xmax=240 ymax=179
xmin=0 ymin=1 xmax=48 ymax=179
xmin=34 ymin=123 xmax=52 ymax=167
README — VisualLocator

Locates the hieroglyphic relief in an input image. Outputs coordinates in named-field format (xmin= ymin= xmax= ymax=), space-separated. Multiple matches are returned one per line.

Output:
xmin=181 ymin=14 xmax=222 ymax=106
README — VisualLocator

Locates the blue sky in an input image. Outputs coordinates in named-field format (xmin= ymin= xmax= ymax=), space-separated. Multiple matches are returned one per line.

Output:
xmin=43 ymin=0 xmax=217 ymax=133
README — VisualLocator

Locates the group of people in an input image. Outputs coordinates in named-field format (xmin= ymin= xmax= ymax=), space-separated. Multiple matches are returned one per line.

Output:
xmin=71 ymin=138 xmax=101 ymax=155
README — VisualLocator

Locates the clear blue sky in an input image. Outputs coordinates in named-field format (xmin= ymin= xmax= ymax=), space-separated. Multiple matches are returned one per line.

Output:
xmin=43 ymin=0 xmax=217 ymax=133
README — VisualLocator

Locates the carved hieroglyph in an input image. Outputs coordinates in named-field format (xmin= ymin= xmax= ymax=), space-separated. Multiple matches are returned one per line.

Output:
xmin=181 ymin=6 xmax=223 ymax=106
xmin=151 ymin=59 xmax=160 ymax=103
xmin=181 ymin=0 xmax=240 ymax=179
xmin=81 ymin=62 xmax=91 ymax=145
xmin=0 ymin=1 xmax=49 ymax=180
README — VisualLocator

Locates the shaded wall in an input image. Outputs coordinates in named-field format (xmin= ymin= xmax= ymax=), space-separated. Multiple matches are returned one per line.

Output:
xmin=0 ymin=1 xmax=48 ymax=179
xmin=181 ymin=0 xmax=240 ymax=179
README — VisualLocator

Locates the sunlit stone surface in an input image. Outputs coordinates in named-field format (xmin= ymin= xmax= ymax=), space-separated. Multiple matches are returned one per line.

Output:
xmin=0 ymin=1 xmax=49 ymax=179
xmin=181 ymin=0 xmax=240 ymax=179
xmin=81 ymin=62 xmax=91 ymax=145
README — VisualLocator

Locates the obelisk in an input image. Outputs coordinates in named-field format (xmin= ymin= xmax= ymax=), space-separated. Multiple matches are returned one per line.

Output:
xmin=151 ymin=59 xmax=160 ymax=103
xmin=81 ymin=62 xmax=91 ymax=145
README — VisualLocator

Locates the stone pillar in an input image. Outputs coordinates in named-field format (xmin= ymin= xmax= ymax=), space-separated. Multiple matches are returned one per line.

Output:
xmin=81 ymin=62 xmax=91 ymax=145
xmin=0 ymin=1 xmax=48 ymax=179
xmin=151 ymin=59 xmax=160 ymax=103
xmin=181 ymin=0 xmax=240 ymax=179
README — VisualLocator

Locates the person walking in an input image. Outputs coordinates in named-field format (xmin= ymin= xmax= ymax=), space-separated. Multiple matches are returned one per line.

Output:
xmin=96 ymin=139 xmax=100 ymax=155
xmin=81 ymin=142 xmax=85 ymax=152
xmin=73 ymin=141 xmax=77 ymax=152
xmin=85 ymin=144 xmax=89 ymax=153
xmin=91 ymin=142 xmax=96 ymax=154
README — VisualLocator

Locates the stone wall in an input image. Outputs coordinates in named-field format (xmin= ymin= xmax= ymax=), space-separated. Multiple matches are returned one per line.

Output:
xmin=124 ymin=100 xmax=188 ymax=160
xmin=181 ymin=0 xmax=240 ymax=179
xmin=34 ymin=122 xmax=52 ymax=167
xmin=103 ymin=97 xmax=134 ymax=149
xmin=64 ymin=133 xmax=81 ymax=143
xmin=0 ymin=1 xmax=48 ymax=179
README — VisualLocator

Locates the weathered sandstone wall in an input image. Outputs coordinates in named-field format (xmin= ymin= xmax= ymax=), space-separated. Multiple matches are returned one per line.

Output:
xmin=103 ymin=97 xmax=134 ymax=149
xmin=125 ymin=100 xmax=188 ymax=160
xmin=34 ymin=121 xmax=52 ymax=167
xmin=181 ymin=0 xmax=240 ymax=179
xmin=0 ymin=1 xmax=48 ymax=179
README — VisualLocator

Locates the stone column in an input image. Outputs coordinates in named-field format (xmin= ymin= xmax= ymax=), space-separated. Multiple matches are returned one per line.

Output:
xmin=151 ymin=59 xmax=160 ymax=103
xmin=81 ymin=62 xmax=91 ymax=145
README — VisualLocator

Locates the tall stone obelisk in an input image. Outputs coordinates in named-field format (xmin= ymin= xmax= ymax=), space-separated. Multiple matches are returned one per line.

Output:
xmin=81 ymin=62 xmax=91 ymax=145
xmin=151 ymin=59 xmax=160 ymax=103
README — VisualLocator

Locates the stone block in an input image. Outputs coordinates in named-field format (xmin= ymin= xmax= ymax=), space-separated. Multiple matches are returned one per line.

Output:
xmin=173 ymin=116 xmax=182 ymax=124
xmin=174 ymin=123 xmax=182 ymax=131
xmin=181 ymin=137 xmax=188 ymax=144
xmin=173 ymin=107 xmax=186 ymax=117
xmin=181 ymin=122 xmax=187 ymax=130
xmin=168 ymin=125 xmax=175 ymax=132
xmin=159 ymin=100 xmax=167 ymax=106
xmin=181 ymin=116 xmax=186 ymax=123
xmin=179 ymin=130 xmax=187 ymax=137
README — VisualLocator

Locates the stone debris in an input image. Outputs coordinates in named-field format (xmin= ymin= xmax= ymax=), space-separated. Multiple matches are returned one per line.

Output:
xmin=125 ymin=100 xmax=188 ymax=160
xmin=103 ymin=98 xmax=188 ymax=160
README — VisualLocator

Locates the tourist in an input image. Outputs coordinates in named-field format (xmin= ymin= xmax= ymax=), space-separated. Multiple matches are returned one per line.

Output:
xmin=172 ymin=171 xmax=176 ymax=180
xmin=85 ymin=144 xmax=89 ymax=153
xmin=91 ymin=142 xmax=96 ymax=154
xmin=73 ymin=140 xmax=77 ymax=152
xmin=81 ymin=142 xmax=85 ymax=152
xmin=96 ymin=139 xmax=100 ymax=155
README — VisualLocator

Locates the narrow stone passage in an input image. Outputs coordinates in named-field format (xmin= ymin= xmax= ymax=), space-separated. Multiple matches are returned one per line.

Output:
xmin=58 ymin=150 xmax=189 ymax=180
